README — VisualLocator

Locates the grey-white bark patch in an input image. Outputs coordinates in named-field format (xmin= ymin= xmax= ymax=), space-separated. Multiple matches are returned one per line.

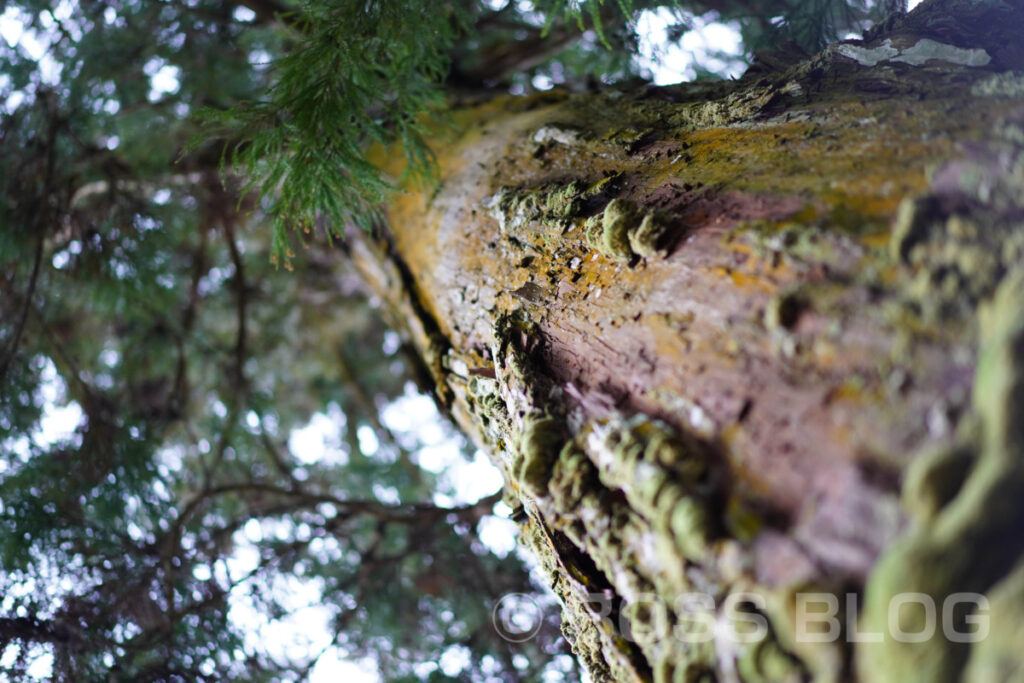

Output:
xmin=891 ymin=38 xmax=991 ymax=67
xmin=532 ymin=124 xmax=583 ymax=146
xmin=837 ymin=38 xmax=990 ymax=68
xmin=445 ymin=354 xmax=470 ymax=378
xmin=836 ymin=40 xmax=899 ymax=67
xmin=485 ymin=189 xmax=511 ymax=232
xmin=485 ymin=188 xmax=528 ymax=233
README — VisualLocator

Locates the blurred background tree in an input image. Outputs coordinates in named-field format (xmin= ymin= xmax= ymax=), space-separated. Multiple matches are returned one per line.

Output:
xmin=0 ymin=0 xmax=908 ymax=679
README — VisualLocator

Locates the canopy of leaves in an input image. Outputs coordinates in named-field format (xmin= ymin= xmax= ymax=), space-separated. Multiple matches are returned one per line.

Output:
xmin=0 ymin=0 xmax=904 ymax=680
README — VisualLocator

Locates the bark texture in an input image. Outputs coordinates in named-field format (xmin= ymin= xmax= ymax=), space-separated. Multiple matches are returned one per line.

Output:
xmin=349 ymin=2 xmax=1024 ymax=680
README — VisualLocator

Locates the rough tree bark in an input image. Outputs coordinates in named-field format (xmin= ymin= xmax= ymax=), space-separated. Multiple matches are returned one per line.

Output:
xmin=348 ymin=2 xmax=1024 ymax=680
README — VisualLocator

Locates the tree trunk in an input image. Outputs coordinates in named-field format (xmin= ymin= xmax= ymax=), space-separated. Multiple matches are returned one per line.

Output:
xmin=349 ymin=2 xmax=1024 ymax=680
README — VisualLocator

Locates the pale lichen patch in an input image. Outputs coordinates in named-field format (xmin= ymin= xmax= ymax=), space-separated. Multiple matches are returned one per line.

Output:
xmin=971 ymin=71 xmax=1024 ymax=98
xmin=533 ymin=123 xmax=585 ymax=146
xmin=837 ymin=38 xmax=990 ymax=68
xmin=892 ymin=38 xmax=990 ymax=67
xmin=485 ymin=175 xmax=621 ymax=253
xmin=836 ymin=41 xmax=899 ymax=67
